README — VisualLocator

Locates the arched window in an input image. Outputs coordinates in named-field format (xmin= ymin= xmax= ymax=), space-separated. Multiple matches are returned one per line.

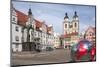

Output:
xmin=75 ymin=23 xmax=77 ymax=27
xmin=65 ymin=24 xmax=67 ymax=28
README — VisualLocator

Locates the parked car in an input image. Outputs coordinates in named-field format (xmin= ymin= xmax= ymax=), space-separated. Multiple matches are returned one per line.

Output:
xmin=71 ymin=39 xmax=96 ymax=62
xmin=46 ymin=47 xmax=54 ymax=51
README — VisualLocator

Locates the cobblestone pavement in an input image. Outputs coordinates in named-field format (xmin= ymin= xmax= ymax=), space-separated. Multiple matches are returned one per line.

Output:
xmin=11 ymin=48 xmax=72 ymax=66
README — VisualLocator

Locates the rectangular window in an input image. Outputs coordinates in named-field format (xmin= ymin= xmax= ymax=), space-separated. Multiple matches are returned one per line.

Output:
xmin=15 ymin=26 xmax=19 ymax=31
xmin=15 ymin=44 xmax=19 ymax=48
xmin=41 ymin=33 xmax=42 ymax=37
xmin=16 ymin=36 xmax=19 ymax=41
xmin=35 ymin=32 xmax=37 ymax=36
xmin=13 ymin=17 xmax=15 ymax=21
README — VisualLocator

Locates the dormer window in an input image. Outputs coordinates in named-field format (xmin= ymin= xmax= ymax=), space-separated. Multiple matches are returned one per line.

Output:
xmin=39 ymin=27 xmax=42 ymax=30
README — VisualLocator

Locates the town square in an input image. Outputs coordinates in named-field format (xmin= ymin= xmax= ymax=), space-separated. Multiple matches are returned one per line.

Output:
xmin=11 ymin=1 xmax=96 ymax=66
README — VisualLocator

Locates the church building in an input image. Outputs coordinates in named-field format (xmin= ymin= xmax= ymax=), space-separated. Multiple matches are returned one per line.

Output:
xmin=61 ymin=11 xmax=79 ymax=48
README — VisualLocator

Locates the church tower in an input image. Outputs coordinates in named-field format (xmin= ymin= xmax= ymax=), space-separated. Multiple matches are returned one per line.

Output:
xmin=26 ymin=8 xmax=34 ymax=26
xmin=63 ymin=12 xmax=70 ymax=35
xmin=72 ymin=11 xmax=79 ymax=34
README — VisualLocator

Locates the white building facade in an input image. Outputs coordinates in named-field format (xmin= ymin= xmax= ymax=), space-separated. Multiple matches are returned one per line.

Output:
xmin=11 ymin=6 xmax=22 ymax=52
xmin=11 ymin=5 xmax=54 ymax=52
xmin=54 ymin=33 xmax=61 ymax=48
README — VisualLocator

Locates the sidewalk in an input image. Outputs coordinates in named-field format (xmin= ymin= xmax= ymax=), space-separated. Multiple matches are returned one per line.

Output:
xmin=12 ymin=50 xmax=53 ymax=58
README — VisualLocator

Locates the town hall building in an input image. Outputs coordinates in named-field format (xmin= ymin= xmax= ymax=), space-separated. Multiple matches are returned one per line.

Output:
xmin=11 ymin=4 xmax=54 ymax=52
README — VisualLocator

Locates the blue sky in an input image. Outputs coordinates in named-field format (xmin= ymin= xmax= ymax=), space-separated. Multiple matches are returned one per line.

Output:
xmin=12 ymin=1 xmax=96 ymax=34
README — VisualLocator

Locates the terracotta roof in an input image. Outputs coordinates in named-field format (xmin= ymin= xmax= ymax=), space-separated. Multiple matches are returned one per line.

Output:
xmin=60 ymin=34 xmax=70 ymax=39
xmin=70 ymin=32 xmax=78 ymax=35
xmin=15 ymin=9 xmax=43 ymax=28
xmin=15 ymin=10 xmax=28 ymax=26
xmin=34 ymin=19 xmax=42 ymax=28
xmin=15 ymin=9 xmax=53 ymax=33
xmin=34 ymin=19 xmax=52 ymax=33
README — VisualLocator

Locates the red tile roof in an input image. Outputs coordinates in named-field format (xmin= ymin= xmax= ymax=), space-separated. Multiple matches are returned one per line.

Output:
xmin=60 ymin=34 xmax=70 ymax=39
xmin=34 ymin=19 xmax=53 ymax=33
xmin=15 ymin=9 xmax=43 ymax=28
xmin=34 ymin=19 xmax=42 ymax=28
xmin=15 ymin=9 xmax=53 ymax=33
xmin=15 ymin=10 xmax=28 ymax=26
xmin=70 ymin=32 xmax=78 ymax=35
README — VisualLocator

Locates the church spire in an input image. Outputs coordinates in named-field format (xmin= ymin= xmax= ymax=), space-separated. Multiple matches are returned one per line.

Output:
xmin=64 ymin=12 xmax=69 ymax=19
xmin=28 ymin=8 xmax=32 ymax=15
xmin=73 ymin=11 xmax=78 ymax=18
xmin=27 ymin=8 xmax=34 ymax=26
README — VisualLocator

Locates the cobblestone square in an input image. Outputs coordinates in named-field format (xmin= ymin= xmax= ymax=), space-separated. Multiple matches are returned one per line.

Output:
xmin=11 ymin=49 xmax=72 ymax=66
